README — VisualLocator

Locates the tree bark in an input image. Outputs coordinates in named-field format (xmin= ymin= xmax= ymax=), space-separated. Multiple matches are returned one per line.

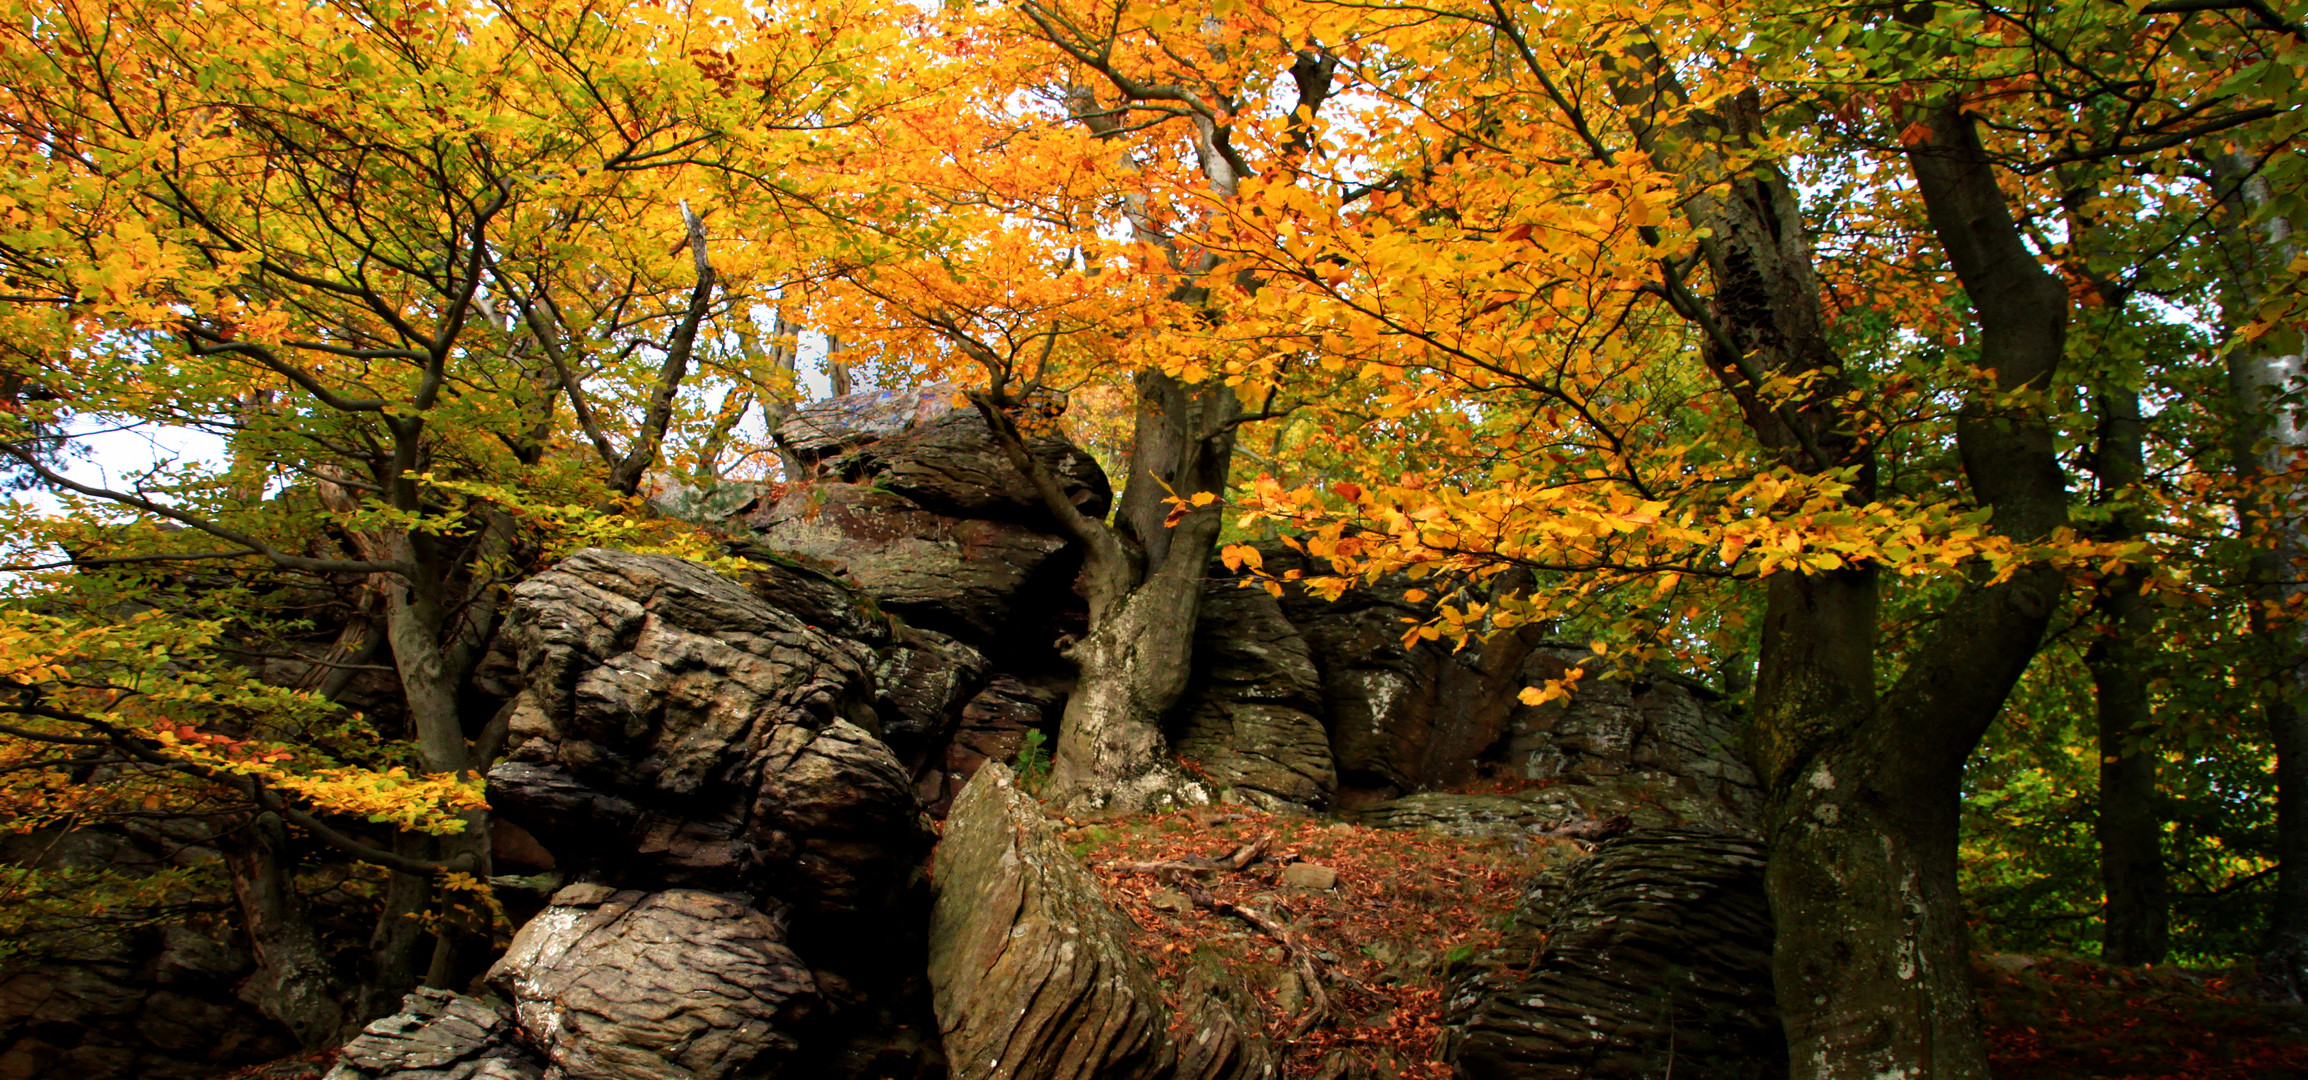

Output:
xmin=1749 ymin=102 xmax=2071 ymax=1080
xmin=226 ymin=812 xmax=349 ymax=1048
xmin=969 ymin=376 xmax=1241 ymax=812
xmin=2087 ymin=389 xmax=2170 ymax=964
xmin=2212 ymin=151 xmax=2308 ymax=992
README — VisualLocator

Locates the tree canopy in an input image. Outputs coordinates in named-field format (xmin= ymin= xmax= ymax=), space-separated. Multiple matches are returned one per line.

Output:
xmin=0 ymin=0 xmax=2303 ymax=1075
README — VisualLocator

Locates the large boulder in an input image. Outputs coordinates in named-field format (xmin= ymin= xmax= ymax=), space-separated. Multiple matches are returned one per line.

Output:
xmin=487 ymin=549 xmax=924 ymax=911
xmin=927 ymin=764 xmax=1270 ymax=1080
xmin=1171 ymin=582 xmax=1336 ymax=811
xmin=487 ymin=887 xmax=816 ymax=1080
xmin=744 ymin=483 xmax=1077 ymax=649
xmin=1441 ymin=830 xmax=1782 ymax=1079
xmin=321 ymin=988 xmax=541 ymax=1080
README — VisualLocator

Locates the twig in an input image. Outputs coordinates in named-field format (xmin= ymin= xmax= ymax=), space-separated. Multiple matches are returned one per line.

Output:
xmin=1189 ymin=886 xmax=1330 ymax=1039
xmin=1104 ymin=831 xmax=1271 ymax=875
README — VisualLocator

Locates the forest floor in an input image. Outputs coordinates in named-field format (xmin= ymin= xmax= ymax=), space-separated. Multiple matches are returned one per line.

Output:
xmin=229 ymin=808 xmax=2308 ymax=1080
xmin=1063 ymin=806 xmax=2308 ymax=1080
xmin=1979 ymin=954 xmax=2308 ymax=1078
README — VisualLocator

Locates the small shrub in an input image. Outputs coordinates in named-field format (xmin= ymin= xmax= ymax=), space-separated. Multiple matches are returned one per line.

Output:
xmin=1014 ymin=729 xmax=1052 ymax=792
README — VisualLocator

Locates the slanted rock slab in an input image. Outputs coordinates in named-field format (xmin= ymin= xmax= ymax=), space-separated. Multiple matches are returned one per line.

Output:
xmin=321 ymin=988 xmax=541 ymax=1080
xmin=927 ymin=763 xmax=1270 ymax=1080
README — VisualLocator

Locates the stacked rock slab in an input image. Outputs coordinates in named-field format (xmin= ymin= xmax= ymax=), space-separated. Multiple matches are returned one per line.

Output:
xmin=928 ymin=764 xmax=1271 ymax=1080
xmin=1171 ymin=582 xmax=1337 ymax=812
xmin=1442 ymin=831 xmax=1783 ymax=1079
xmin=323 ymin=988 xmax=539 ymax=1080
xmin=478 ymin=549 xmax=941 ymax=1078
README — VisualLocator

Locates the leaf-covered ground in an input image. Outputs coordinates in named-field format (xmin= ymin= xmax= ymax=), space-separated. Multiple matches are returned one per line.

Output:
xmin=1980 ymin=956 xmax=2308 ymax=1079
xmin=1061 ymin=807 xmax=1565 ymax=1079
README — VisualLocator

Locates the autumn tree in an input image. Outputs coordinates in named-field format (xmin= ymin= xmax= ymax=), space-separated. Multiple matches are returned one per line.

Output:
xmin=813 ymin=0 xmax=1340 ymax=811
xmin=0 ymin=0 xmax=894 ymax=1032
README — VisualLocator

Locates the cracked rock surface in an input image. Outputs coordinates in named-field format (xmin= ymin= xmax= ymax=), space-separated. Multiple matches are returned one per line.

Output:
xmin=321 ymin=989 xmax=540 ymax=1080
xmin=927 ymin=764 xmax=1271 ymax=1080
xmin=487 ymin=887 xmax=816 ymax=1080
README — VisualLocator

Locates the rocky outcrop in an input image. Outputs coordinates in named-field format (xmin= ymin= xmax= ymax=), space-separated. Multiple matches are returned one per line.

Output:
xmin=487 ymin=549 xmax=922 ymax=907
xmin=321 ymin=989 xmax=540 ymax=1080
xmin=487 ymin=887 xmax=816 ymax=1080
xmin=0 ymin=827 xmax=299 ymax=1080
xmin=484 ymin=548 xmax=940 ymax=1078
xmin=1172 ymin=582 xmax=1336 ymax=812
xmin=744 ymin=483 xmax=1077 ymax=650
xmin=1441 ymin=830 xmax=1782 ymax=1079
xmin=927 ymin=764 xmax=1270 ymax=1080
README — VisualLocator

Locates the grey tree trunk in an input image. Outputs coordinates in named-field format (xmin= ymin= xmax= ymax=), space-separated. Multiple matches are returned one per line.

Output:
xmin=2213 ymin=151 xmax=2308 ymax=991
xmin=2087 ymin=389 xmax=2169 ymax=964
xmin=970 ymin=372 xmax=1242 ymax=813
xmin=1750 ymin=102 xmax=2075 ymax=1080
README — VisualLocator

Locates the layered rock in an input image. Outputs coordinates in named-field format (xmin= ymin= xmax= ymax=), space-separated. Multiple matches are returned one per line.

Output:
xmin=0 ymin=829 xmax=299 ymax=1080
xmin=484 ymin=548 xmax=940 ymax=1078
xmin=1172 ymin=582 xmax=1336 ymax=812
xmin=322 ymin=989 xmax=539 ymax=1080
xmin=744 ymin=484 xmax=1077 ymax=648
xmin=487 ymin=887 xmax=815 ymax=1080
xmin=927 ymin=764 xmax=1270 ymax=1080
xmin=1441 ymin=830 xmax=1782 ymax=1079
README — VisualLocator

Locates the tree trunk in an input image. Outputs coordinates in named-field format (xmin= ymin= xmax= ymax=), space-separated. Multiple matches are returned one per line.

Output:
xmin=2088 ymin=389 xmax=2169 ymax=965
xmin=2213 ymin=151 xmax=2308 ymax=992
xmin=359 ymin=831 xmax=437 ymax=1022
xmin=226 ymin=812 xmax=349 ymax=1048
xmin=1754 ymin=102 xmax=2074 ymax=1080
xmin=1042 ymin=374 xmax=1241 ymax=812
xmin=970 ymin=370 xmax=1241 ymax=812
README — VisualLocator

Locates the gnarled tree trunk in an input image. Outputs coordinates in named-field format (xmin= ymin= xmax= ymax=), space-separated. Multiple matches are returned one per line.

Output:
xmin=1751 ymin=102 xmax=2072 ymax=1080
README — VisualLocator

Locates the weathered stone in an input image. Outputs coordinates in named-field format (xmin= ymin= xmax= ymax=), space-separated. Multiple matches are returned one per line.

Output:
xmin=744 ymin=484 xmax=1073 ymax=645
xmin=483 ymin=549 xmax=939 ymax=1080
xmin=871 ymin=626 xmax=989 ymax=770
xmin=928 ymin=764 xmax=1271 ymax=1080
xmin=322 ymin=988 xmax=542 ymax=1080
xmin=1175 ymin=699 xmax=1336 ymax=813
xmin=773 ymin=385 xmax=968 ymax=465
xmin=1172 ymin=581 xmax=1337 ymax=811
xmin=487 ymin=888 xmax=815 ymax=1080
xmin=822 ymin=407 xmax=1111 ymax=524
xmin=727 ymin=538 xmax=892 ymax=647
xmin=1441 ymin=830 xmax=1782 ymax=1079
xmin=651 ymin=480 xmax=775 ymax=525
xmin=488 ymin=548 xmax=924 ymax=913
xmin=0 ymin=833 xmax=298 ymax=1080
xmin=1281 ymin=863 xmax=1338 ymax=890
xmin=1504 ymin=652 xmax=1761 ymax=825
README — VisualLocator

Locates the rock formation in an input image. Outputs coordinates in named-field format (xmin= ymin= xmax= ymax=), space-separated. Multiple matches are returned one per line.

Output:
xmin=28 ymin=384 xmax=1787 ymax=1080
xmin=927 ymin=763 xmax=1269 ymax=1080
xmin=1441 ymin=831 xmax=1782 ymax=1079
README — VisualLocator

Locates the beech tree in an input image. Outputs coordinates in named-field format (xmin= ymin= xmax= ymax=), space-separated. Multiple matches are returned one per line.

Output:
xmin=0 ymin=0 xmax=894 ymax=1031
